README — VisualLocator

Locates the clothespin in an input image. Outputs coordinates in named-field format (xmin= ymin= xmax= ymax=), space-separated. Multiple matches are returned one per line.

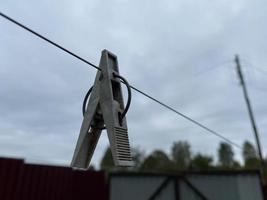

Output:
xmin=71 ymin=49 xmax=133 ymax=169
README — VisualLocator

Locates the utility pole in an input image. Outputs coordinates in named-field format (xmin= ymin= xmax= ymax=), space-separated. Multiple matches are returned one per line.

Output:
xmin=235 ymin=55 xmax=265 ymax=178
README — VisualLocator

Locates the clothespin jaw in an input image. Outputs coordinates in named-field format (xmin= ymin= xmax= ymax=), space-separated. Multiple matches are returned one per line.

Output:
xmin=71 ymin=49 xmax=133 ymax=169
xmin=99 ymin=50 xmax=133 ymax=166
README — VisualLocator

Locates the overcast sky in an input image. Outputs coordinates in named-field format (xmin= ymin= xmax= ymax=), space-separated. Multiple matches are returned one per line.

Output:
xmin=0 ymin=0 xmax=267 ymax=167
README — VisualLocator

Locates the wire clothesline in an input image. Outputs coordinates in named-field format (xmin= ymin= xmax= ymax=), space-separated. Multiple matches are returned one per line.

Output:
xmin=0 ymin=11 xmax=243 ymax=150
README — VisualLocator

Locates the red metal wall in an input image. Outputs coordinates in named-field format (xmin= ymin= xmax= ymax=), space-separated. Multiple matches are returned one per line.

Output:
xmin=0 ymin=157 xmax=108 ymax=200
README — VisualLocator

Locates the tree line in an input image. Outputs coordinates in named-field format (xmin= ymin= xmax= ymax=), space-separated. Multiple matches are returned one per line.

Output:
xmin=99 ymin=140 xmax=263 ymax=172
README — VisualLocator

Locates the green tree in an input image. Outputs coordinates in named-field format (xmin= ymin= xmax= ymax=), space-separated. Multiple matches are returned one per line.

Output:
xmin=131 ymin=147 xmax=145 ymax=170
xmin=232 ymin=161 xmax=241 ymax=169
xmin=171 ymin=141 xmax=191 ymax=170
xmin=140 ymin=150 xmax=173 ymax=171
xmin=100 ymin=147 xmax=145 ymax=171
xmin=218 ymin=142 xmax=234 ymax=168
xmin=242 ymin=141 xmax=260 ymax=169
xmin=100 ymin=147 xmax=114 ymax=170
xmin=243 ymin=141 xmax=257 ymax=160
xmin=190 ymin=153 xmax=213 ymax=170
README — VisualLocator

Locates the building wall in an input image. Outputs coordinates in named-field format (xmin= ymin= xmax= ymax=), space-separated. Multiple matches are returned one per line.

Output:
xmin=110 ymin=172 xmax=264 ymax=200
xmin=185 ymin=174 xmax=263 ymax=200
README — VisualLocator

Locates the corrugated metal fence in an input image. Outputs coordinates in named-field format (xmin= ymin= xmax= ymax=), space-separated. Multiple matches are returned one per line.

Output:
xmin=0 ymin=157 xmax=108 ymax=200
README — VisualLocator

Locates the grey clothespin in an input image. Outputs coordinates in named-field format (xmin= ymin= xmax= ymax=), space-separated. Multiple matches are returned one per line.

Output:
xmin=71 ymin=49 xmax=133 ymax=169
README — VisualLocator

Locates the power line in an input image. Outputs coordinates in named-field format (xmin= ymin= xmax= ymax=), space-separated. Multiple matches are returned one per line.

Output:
xmin=235 ymin=59 xmax=267 ymax=92
xmin=254 ymin=67 xmax=267 ymax=76
xmin=0 ymin=11 xmax=242 ymax=150
xmin=194 ymin=60 xmax=232 ymax=76
xmin=241 ymin=58 xmax=267 ymax=77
